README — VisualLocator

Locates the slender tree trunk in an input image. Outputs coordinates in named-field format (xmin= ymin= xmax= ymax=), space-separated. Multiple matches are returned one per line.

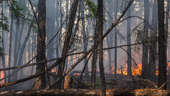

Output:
xmin=127 ymin=2 xmax=132 ymax=77
xmin=8 ymin=13 xmax=14 ymax=82
xmin=149 ymin=0 xmax=157 ymax=81
xmin=33 ymin=0 xmax=47 ymax=89
xmin=158 ymin=0 xmax=167 ymax=89
xmin=0 ymin=1 xmax=6 ymax=84
xmin=81 ymin=0 xmax=89 ymax=77
xmin=91 ymin=23 xmax=97 ymax=88
xmin=97 ymin=0 xmax=106 ymax=95
xmin=114 ymin=0 xmax=119 ymax=77
xmin=165 ymin=0 xmax=169 ymax=39
xmin=91 ymin=0 xmax=97 ymax=86
xmin=142 ymin=0 xmax=149 ymax=79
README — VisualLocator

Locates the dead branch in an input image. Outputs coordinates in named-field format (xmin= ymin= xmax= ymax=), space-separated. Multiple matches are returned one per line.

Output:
xmin=0 ymin=58 xmax=62 ymax=88
xmin=0 ymin=58 xmax=57 ymax=71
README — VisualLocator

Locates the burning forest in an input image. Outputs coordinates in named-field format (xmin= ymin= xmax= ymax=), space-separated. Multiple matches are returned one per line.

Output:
xmin=0 ymin=0 xmax=169 ymax=96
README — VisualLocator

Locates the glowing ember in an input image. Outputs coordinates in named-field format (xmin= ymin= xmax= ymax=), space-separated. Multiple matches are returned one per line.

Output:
xmin=156 ymin=70 xmax=159 ymax=76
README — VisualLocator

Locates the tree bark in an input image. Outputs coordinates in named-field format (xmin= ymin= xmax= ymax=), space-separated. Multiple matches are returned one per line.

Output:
xmin=33 ymin=0 xmax=47 ymax=89
xmin=157 ymin=0 xmax=167 ymax=89
xmin=81 ymin=0 xmax=89 ymax=77
xmin=149 ymin=0 xmax=157 ymax=81
xmin=127 ymin=1 xmax=132 ymax=77
xmin=97 ymin=0 xmax=106 ymax=95
xmin=91 ymin=23 xmax=97 ymax=89
xmin=8 ymin=11 xmax=14 ymax=82
xmin=113 ymin=0 xmax=119 ymax=77
xmin=142 ymin=0 xmax=149 ymax=79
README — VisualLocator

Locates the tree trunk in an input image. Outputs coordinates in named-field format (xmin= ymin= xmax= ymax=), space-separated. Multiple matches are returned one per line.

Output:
xmin=91 ymin=23 xmax=97 ymax=89
xmin=142 ymin=0 xmax=149 ymax=79
xmin=81 ymin=0 xmax=89 ymax=77
xmin=157 ymin=0 xmax=167 ymax=89
xmin=165 ymin=0 xmax=170 ymax=39
xmin=8 ymin=12 xmax=14 ymax=82
xmin=97 ymin=0 xmax=106 ymax=95
xmin=114 ymin=0 xmax=119 ymax=77
xmin=149 ymin=0 xmax=157 ymax=81
xmin=33 ymin=0 xmax=47 ymax=89
xmin=127 ymin=1 xmax=132 ymax=77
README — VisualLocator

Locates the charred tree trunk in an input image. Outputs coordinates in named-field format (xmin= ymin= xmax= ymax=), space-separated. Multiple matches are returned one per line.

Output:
xmin=91 ymin=26 xmax=97 ymax=88
xmin=157 ymin=0 xmax=167 ymax=89
xmin=33 ymin=0 xmax=47 ymax=89
xmin=127 ymin=2 xmax=132 ymax=77
xmin=149 ymin=0 xmax=157 ymax=81
xmin=97 ymin=0 xmax=106 ymax=95
xmin=142 ymin=0 xmax=149 ymax=79
xmin=114 ymin=0 xmax=119 ymax=77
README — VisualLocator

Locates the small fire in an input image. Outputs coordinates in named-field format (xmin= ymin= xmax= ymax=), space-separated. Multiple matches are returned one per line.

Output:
xmin=112 ymin=64 xmax=142 ymax=76
xmin=0 ymin=71 xmax=5 ymax=85
xmin=112 ymin=62 xmax=170 ymax=76
xmin=132 ymin=64 xmax=142 ymax=76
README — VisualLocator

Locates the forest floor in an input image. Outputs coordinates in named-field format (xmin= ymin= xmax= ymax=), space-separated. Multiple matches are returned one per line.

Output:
xmin=0 ymin=88 xmax=169 ymax=96
xmin=0 ymin=75 xmax=169 ymax=96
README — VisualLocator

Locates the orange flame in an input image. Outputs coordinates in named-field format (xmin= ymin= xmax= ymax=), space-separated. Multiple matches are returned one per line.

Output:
xmin=132 ymin=64 xmax=142 ymax=76
xmin=112 ymin=64 xmax=142 ymax=76
xmin=0 ymin=71 xmax=5 ymax=85
xmin=113 ymin=62 xmax=170 ymax=76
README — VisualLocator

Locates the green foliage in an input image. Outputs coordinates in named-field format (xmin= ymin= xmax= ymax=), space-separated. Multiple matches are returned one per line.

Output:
xmin=10 ymin=0 xmax=24 ymax=18
xmin=0 ymin=47 xmax=4 ymax=56
xmin=85 ymin=0 xmax=106 ymax=21
xmin=0 ymin=15 xmax=9 ymax=32
xmin=85 ymin=0 xmax=97 ymax=18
